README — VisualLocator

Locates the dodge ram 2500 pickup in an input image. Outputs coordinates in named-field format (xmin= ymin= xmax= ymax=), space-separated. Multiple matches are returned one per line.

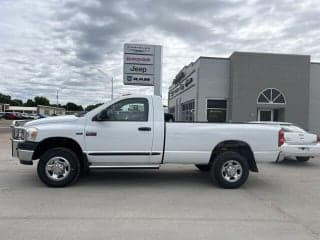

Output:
xmin=11 ymin=95 xmax=283 ymax=188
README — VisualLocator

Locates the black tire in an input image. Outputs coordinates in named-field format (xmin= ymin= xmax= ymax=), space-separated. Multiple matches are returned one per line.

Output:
xmin=296 ymin=157 xmax=310 ymax=162
xmin=195 ymin=164 xmax=210 ymax=171
xmin=37 ymin=147 xmax=81 ymax=187
xmin=211 ymin=151 xmax=249 ymax=189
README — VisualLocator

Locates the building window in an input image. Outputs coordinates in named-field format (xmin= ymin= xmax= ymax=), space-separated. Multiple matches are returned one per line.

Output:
xmin=181 ymin=100 xmax=195 ymax=122
xmin=169 ymin=107 xmax=175 ymax=116
xmin=207 ymin=99 xmax=227 ymax=122
xmin=257 ymin=88 xmax=286 ymax=104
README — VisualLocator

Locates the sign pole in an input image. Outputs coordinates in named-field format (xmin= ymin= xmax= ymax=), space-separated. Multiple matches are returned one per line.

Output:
xmin=153 ymin=45 xmax=162 ymax=97
xmin=111 ymin=77 xmax=114 ymax=100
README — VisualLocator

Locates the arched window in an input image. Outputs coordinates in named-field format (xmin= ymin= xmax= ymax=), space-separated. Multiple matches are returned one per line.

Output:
xmin=257 ymin=88 xmax=286 ymax=104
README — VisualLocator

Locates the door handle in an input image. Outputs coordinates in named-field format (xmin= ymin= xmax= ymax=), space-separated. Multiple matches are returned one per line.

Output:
xmin=86 ymin=131 xmax=97 ymax=136
xmin=138 ymin=127 xmax=151 ymax=131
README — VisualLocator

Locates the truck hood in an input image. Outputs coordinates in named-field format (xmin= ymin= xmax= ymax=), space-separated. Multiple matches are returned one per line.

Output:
xmin=24 ymin=115 xmax=78 ymax=127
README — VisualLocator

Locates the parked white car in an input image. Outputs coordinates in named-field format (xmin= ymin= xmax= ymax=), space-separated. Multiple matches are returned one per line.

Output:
xmin=250 ymin=122 xmax=320 ymax=162
xmin=11 ymin=95 xmax=282 ymax=189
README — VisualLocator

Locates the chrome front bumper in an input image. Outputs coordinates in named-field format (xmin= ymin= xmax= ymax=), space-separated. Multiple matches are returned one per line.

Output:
xmin=11 ymin=139 xmax=34 ymax=164
xmin=11 ymin=139 xmax=23 ymax=158
xmin=11 ymin=121 xmax=35 ymax=165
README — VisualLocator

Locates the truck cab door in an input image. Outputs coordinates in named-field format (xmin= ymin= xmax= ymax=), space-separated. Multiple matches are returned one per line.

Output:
xmin=85 ymin=97 xmax=159 ymax=165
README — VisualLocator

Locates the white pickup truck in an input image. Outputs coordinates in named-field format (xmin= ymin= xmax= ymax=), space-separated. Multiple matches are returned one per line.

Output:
xmin=11 ymin=95 xmax=283 ymax=188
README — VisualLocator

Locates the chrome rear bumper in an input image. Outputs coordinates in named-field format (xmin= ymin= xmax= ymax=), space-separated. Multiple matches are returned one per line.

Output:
xmin=276 ymin=151 xmax=285 ymax=162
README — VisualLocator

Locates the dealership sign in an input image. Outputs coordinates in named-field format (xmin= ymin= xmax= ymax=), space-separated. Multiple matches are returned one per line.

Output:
xmin=124 ymin=64 xmax=154 ymax=75
xmin=123 ymin=43 xmax=162 ymax=86
xmin=124 ymin=54 xmax=154 ymax=64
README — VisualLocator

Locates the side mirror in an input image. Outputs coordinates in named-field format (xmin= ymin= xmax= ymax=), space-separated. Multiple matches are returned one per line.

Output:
xmin=92 ymin=114 xmax=103 ymax=121
xmin=92 ymin=110 xmax=109 ymax=121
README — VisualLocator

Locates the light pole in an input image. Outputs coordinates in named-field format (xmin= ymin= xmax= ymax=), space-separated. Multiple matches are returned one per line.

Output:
xmin=97 ymin=68 xmax=114 ymax=100
xmin=56 ymin=89 xmax=59 ymax=106
xmin=54 ymin=89 xmax=59 ymax=115
xmin=111 ymin=77 xmax=114 ymax=100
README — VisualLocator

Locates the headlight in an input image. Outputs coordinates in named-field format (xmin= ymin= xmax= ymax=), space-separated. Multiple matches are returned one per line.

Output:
xmin=13 ymin=127 xmax=25 ymax=140
xmin=25 ymin=128 xmax=38 ymax=141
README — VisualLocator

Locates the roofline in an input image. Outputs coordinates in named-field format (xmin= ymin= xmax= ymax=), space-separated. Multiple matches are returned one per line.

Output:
xmin=231 ymin=51 xmax=310 ymax=58
xmin=8 ymin=106 xmax=37 ymax=110
xmin=179 ymin=51 xmax=314 ymax=67
xmin=37 ymin=105 xmax=66 ymax=110
xmin=249 ymin=121 xmax=293 ymax=125
xmin=195 ymin=56 xmax=229 ymax=62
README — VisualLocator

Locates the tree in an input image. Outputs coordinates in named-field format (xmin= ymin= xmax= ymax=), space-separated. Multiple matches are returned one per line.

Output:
xmin=34 ymin=96 xmax=50 ymax=106
xmin=0 ymin=93 xmax=11 ymax=104
xmin=11 ymin=99 xmax=23 ymax=106
xmin=0 ymin=92 xmax=86 ymax=112
xmin=64 ymin=102 xmax=83 ymax=111
xmin=24 ymin=99 xmax=36 ymax=107
xmin=85 ymin=103 xmax=103 ymax=111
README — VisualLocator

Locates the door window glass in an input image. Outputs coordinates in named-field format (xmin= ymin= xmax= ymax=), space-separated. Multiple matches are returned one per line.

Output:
xmin=97 ymin=98 xmax=149 ymax=121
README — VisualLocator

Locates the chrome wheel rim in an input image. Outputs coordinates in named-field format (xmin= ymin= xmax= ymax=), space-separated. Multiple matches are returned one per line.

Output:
xmin=45 ymin=156 xmax=71 ymax=181
xmin=221 ymin=160 xmax=243 ymax=183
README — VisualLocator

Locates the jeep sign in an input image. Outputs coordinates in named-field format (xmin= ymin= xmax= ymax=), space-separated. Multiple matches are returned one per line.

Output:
xmin=124 ymin=64 xmax=154 ymax=75
xmin=123 ymin=43 xmax=162 ymax=88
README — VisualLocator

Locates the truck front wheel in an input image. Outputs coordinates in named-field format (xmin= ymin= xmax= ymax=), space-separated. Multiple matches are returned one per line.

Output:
xmin=37 ymin=147 xmax=81 ymax=187
xmin=211 ymin=151 xmax=249 ymax=189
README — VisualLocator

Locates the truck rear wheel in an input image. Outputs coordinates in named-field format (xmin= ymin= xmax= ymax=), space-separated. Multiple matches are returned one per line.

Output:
xmin=37 ymin=147 xmax=81 ymax=187
xmin=195 ymin=164 xmax=210 ymax=171
xmin=211 ymin=151 xmax=249 ymax=189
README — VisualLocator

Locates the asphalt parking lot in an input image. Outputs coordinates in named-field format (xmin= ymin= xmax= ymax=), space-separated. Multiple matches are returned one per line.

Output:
xmin=0 ymin=120 xmax=319 ymax=240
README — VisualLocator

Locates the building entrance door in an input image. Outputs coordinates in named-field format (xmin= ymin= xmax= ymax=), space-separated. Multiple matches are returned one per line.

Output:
xmin=258 ymin=108 xmax=283 ymax=121
xmin=258 ymin=109 xmax=273 ymax=121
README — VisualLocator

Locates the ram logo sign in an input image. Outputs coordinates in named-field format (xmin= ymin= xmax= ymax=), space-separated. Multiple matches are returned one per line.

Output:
xmin=123 ymin=43 xmax=162 ymax=86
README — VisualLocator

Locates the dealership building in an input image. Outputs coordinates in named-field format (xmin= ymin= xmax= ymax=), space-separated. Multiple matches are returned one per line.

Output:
xmin=0 ymin=104 xmax=66 ymax=116
xmin=168 ymin=52 xmax=320 ymax=133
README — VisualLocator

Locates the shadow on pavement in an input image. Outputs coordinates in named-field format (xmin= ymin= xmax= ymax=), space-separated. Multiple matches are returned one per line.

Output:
xmin=72 ymin=168 xmax=268 ymax=190
xmin=270 ymin=157 xmax=318 ymax=168
xmin=76 ymin=169 xmax=213 ymax=188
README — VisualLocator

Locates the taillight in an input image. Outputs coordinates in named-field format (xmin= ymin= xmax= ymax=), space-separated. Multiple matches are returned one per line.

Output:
xmin=278 ymin=129 xmax=285 ymax=146
xmin=317 ymin=135 xmax=320 ymax=143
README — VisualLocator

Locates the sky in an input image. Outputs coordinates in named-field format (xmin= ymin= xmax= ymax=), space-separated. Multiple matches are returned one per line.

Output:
xmin=0 ymin=0 xmax=320 ymax=106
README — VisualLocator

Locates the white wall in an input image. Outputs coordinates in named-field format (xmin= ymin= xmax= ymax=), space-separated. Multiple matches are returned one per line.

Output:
xmin=197 ymin=58 xmax=230 ymax=121
xmin=309 ymin=63 xmax=320 ymax=133
xmin=168 ymin=62 xmax=198 ymax=121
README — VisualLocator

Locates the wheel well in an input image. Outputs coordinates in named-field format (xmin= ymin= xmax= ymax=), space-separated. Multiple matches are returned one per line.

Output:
xmin=32 ymin=137 xmax=87 ymax=170
xmin=210 ymin=140 xmax=258 ymax=172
